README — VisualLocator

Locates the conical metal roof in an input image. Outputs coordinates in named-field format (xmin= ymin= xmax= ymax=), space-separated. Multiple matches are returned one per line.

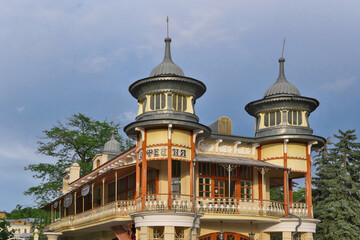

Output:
xmin=103 ymin=133 xmax=121 ymax=154
xmin=150 ymin=37 xmax=184 ymax=77
xmin=263 ymin=57 xmax=300 ymax=98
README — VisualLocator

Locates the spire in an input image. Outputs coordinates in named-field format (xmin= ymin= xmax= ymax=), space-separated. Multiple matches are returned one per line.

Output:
xmin=263 ymin=40 xmax=300 ymax=98
xmin=149 ymin=17 xmax=184 ymax=77
xmin=103 ymin=131 xmax=121 ymax=154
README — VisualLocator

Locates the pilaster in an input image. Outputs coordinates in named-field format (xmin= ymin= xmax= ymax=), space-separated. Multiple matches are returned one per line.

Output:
xmin=282 ymin=232 xmax=292 ymax=240
xmin=164 ymin=226 xmax=175 ymax=240
xmin=139 ymin=226 xmax=148 ymax=240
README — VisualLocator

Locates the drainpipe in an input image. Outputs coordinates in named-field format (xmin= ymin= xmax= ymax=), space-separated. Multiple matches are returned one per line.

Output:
xmin=190 ymin=158 xmax=197 ymax=240
xmin=286 ymin=169 xmax=302 ymax=240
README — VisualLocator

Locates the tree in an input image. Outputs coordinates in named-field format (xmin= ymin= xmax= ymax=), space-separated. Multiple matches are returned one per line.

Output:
xmin=0 ymin=218 xmax=14 ymax=240
xmin=25 ymin=113 xmax=134 ymax=206
xmin=313 ymin=130 xmax=360 ymax=240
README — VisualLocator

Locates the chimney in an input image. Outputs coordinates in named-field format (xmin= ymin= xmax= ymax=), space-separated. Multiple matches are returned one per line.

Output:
xmin=209 ymin=116 xmax=232 ymax=135
xmin=62 ymin=163 xmax=81 ymax=195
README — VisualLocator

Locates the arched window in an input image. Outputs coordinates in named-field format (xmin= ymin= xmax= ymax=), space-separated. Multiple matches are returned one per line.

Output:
xmin=288 ymin=110 xmax=303 ymax=125
xmin=150 ymin=93 xmax=166 ymax=110
xmin=264 ymin=111 xmax=282 ymax=127
xmin=172 ymin=94 xmax=187 ymax=111
xmin=96 ymin=160 xmax=100 ymax=168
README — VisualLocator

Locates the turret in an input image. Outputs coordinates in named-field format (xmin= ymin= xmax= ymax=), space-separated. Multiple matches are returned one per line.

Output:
xmin=245 ymin=57 xmax=319 ymax=138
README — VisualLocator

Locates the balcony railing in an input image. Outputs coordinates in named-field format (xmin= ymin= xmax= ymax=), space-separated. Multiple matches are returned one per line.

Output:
xmin=48 ymin=196 xmax=310 ymax=231
xmin=48 ymin=200 xmax=136 ymax=231
xmin=290 ymin=202 xmax=309 ymax=218
xmin=196 ymin=197 xmax=285 ymax=218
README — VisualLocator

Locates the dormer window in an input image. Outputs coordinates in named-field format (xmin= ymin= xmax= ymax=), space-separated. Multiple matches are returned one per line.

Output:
xmin=150 ymin=93 xmax=166 ymax=110
xmin=172 ymin=94 xmax=187 ymax=111
xmin=288 ymin=110 xmax=303 ymax=125
xmin=264 ymin=111 xmax=282 ymax=127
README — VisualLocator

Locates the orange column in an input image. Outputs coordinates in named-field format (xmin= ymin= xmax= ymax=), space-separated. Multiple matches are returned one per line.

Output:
xmin=306 ymin=144 xmax=312 ymax=218
xmin=284 ymin=145 xmax=288 ymax=217
xmin=167 ymin=127 xmax=172 ymax=210
xmin=257 ymin=147 xmax=263 ymax=200
xmin=135 ymin=135 xmax=140 ymax=199
xmin=190 ymin=134 xmax=195 ymax=208
xmin=141 ymin=131 xmax=147 ymax=211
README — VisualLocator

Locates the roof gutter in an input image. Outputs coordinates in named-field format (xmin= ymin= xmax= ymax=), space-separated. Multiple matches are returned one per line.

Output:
xmin=190 ymin=158 xmax=197 ymax=240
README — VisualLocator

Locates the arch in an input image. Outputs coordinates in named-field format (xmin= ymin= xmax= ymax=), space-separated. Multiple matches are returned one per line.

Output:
xmin=96 ymin=159 xmax=100 ymax=168
xmin=199 ymin=232 xmax=250 ymax=240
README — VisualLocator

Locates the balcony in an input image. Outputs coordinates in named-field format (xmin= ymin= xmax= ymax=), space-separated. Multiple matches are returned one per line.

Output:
xmin=48 ymin=200 xmax=137 ymax=232
xmin=48 ymin=195 xmax=309 ymax=232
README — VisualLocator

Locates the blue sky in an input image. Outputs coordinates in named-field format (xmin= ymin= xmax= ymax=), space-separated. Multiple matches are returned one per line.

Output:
xmin=1 ymin=1 xmax=359 ymax=212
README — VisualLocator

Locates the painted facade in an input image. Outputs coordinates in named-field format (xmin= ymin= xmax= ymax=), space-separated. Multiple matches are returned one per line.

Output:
xmin=42 ymin=35 xmax=325 ymax=240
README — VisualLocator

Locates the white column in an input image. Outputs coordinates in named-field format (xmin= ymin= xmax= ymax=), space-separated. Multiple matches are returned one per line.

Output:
xmin=43 ymin=232 xmax=63 ymax=240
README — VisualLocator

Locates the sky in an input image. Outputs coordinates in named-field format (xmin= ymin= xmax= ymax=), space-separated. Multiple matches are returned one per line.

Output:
xmin=0 ymin=0 xmax=359 ymax=212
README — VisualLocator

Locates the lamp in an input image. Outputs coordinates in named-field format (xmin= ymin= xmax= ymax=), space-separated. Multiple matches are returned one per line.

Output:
xmin=249 ymin=221 xmax=255 ymax=240
xmin=218 ymin=220 xmax=224 ymax=240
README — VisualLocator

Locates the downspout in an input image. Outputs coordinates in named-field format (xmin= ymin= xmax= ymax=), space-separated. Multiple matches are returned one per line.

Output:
xmin=190 ymin=158 xmax=197 ymax=240
xmin=287 ymin=168 xmax=302 ymax=240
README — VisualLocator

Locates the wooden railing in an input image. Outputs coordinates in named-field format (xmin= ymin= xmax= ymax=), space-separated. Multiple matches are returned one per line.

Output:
xmin=196 ymin=197 xmax=285 ymax=218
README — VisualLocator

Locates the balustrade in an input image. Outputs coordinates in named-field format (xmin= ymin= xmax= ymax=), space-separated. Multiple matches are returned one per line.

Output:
xmin=196 ymin=197 xmax=285 ymax=218
xmin=289 ymin=202 xmax=308 ymax=217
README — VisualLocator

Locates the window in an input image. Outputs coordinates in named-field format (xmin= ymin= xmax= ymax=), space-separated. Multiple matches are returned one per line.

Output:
xmin=108 ymin=182 xmax=115 ymax=202
xmin=240 ymin=166 xmax=253 ymax=179
xmin=150 ymin=93 xmax=166 ymax=110
xmin=172 ymin=161 xmax=181 ymax=195
xmin=96 ymin=160 xmax=100 ymax=168
xmin=270 ymin=233 xmax=282 ymax=240
xmin=288 ymin=110 xmax=303 ymax=125
xmin=199 ymin=177 xmax=211 ymax=197
xmin=172 ymin=94 xmax=187 ymax=111
xmin=264 ymin=111 xmax=282 ymax=127
xmin=147 ymin=169 xmax=157 ymax=194
xmin=117 ymin=173 xmax=136 ymax=200
xmin=240 ymin=180 xmax=252 ymax=199
xmin=199 ymin=162 xmax=211 ymax=176
xmin=215 ymin=164 xmax=237 ymax=177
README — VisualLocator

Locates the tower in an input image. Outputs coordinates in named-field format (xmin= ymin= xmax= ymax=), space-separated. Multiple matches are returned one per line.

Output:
xmin=245 ymin=56 xmax=324 ymax=220
xmin=124 ymin=32 xmax=210 ymax=239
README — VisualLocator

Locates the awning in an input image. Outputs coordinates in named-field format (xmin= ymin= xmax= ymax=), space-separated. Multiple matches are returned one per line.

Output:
xmin=195 ymin=154 xmax=289 ymax=170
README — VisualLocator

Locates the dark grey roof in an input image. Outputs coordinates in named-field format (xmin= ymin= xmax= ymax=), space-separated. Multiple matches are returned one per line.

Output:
xmin=150 ymin=37 xmax=184 ymax=77
xmin=195 ymin=154 xmax=288 ymax=170
xmin=103 ymin=134 xmax=121 ymax=154
xmin=264 ymin=58 xmax=300 ymax=98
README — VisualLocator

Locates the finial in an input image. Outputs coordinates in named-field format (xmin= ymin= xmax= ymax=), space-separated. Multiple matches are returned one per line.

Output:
xmin=166 ymin=16 xmax=169 ymax=38
xmin=281 ymin=38 xmax=286 ymax=58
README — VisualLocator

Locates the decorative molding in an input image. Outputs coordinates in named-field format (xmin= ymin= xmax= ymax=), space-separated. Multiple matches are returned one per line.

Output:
xmin=135 ymin=127 xmax=145 ymax=141
xmin=193 ymin=130 xmax=203 ymax=143
xmin=168 ymin=124 xmax=173 ymax=140
xmin=215 ymin=139 xmax=223 ymax=152
xmin=233 ymin=141 xmax=241 ymax=153
xmin=251 ymin=143 xmax=260 ymax=155
xmin=284 ymin=139 xmax=289 ymax=153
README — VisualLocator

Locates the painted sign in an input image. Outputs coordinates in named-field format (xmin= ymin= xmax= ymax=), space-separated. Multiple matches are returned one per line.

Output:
xmin=138 ymin=147 xmax=189 ymax=160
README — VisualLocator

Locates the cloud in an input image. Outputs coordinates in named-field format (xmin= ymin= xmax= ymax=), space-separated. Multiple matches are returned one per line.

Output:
xmin=321 ymin=77 xmax=357 ymax=92
xmin=77 ymin=49 xmax=127 ymax=73
xmin=16 ymin=106 xmax=25 ymax=113
xmin=120 ymin=111 xmax=137 ymax=124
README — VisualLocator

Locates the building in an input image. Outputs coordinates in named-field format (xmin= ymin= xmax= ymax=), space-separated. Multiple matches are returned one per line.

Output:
xmin=42 ymin=34 xmax=325 ymax=240
xmin=0 ymin=212 xmax=36 ymax=240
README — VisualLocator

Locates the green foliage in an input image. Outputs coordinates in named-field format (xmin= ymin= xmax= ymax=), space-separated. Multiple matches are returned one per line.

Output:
xmin=0 ymin=217 xmax=14 ymax=240
xmin=313 ymin=130 xmax=360 ymax=240
xmin=25 ymin=113 xmax=134 ymax=205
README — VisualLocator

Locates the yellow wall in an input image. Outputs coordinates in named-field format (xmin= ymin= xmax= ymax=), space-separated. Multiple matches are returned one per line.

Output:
xmin=287 ymin=159 xmax=307 ymax=172
xmin=266 ymin=159 xmax=284 ymax=167
xmin=147 ymin=129 xmax=168 ymax=145
xmin=261 ymin=144 xmax=283 ymax=159
xmin=287 ymin=143 xmax=306 ymax=158
xmin=172 ymin=130 xmax=191 ymax=146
